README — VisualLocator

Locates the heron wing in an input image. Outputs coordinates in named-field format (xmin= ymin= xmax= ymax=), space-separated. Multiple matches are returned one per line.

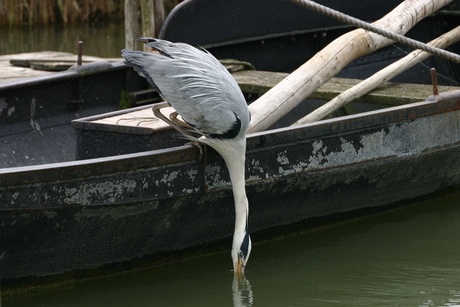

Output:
xmin=122 ymin=39 xmax=249 ymax=138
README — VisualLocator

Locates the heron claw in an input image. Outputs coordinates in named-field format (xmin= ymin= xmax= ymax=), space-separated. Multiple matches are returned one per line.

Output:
xmin=152 ymin=103 xmax=204 ymax=158
xmin=186 ymin=140 xmax=204 ymax=158
xmin=169 ymin=112 xmax=193 ymax=129
xmin=152 ymin=102 xmax=195 ymax=139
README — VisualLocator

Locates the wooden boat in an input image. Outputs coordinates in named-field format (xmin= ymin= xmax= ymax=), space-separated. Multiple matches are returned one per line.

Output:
xmin=2 ymin=67 xmax=460 ymax=290
xmin=2 ymin=0 xmax=460 ymax=292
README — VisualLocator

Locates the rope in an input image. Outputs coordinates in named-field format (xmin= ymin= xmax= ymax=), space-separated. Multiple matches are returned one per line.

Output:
xmin=290 ymin=0 xmax=460 ymax=64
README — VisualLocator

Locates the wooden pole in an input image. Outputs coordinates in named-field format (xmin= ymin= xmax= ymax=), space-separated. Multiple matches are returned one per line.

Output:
xmin=140 ymin=0 xmax=155 ymax=51
xmin=153 ymin=0 xmax=165 ymax=37
xmin=125 ymin=0 xmax=139 ymax=50
xmin=247 ymin=0 xmax=453 ymax=134
xmin=294 ymin=25 xmax=460 ymax=125
xmin=77 ymin=41 xmax=83 ymax=66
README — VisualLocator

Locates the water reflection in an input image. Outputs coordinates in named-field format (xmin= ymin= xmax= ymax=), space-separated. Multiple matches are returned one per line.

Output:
xmin=232 ymin=275 xmax=253 ymax=307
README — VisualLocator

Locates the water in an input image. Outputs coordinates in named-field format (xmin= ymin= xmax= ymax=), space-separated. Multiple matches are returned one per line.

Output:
xmin=0 ymin=21 xmax=125 ymax=58
xmin=3 ymin=191 xmax=460 ymax=306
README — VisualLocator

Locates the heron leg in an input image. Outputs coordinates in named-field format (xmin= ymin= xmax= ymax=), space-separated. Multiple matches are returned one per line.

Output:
xmin=152 ymin=102 xmax=204 ymax=157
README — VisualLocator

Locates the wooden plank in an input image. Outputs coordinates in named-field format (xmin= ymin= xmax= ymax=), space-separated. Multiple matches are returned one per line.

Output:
xmin=30 ymin=62 xmax=75 ymax=71
xmin=0 ymin=52 xmax=60 ymax=82
xmin=91 ymin=106 xmax=175 ymax=130
xmin=26 ymin=58 xmax=123 ymax=71
xmin=10 ymin=57 xmax=122 ymax=68
xmin=232 ymin=70 xmax=460 ymax=105
xmin=0 ymin=52 xmax=123 ymax=82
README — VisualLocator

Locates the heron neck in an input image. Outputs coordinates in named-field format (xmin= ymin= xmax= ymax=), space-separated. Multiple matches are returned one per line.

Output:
xmin=211 ymin=138 xmax=249 ymax=232
xmin=227 ymin=154 xmax=249 ymax=233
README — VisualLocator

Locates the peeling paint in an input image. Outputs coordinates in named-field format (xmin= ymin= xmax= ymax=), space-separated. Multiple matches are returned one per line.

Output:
xmin=205 ymin=164 xmax=230 ymax=189
xmin=10 ymin=192 xmax=19 ymax=205
xmin=29 ymin=98 xmax=41 ymax=132
xmin=276 ymin=150 xmax=289 ymax=165
xmin=160 ymin=171 xmax=179 ymax=186
xmin=63 ymin=180 xmax=138 ymax=205
xmin=0 ymin=98 xmax=7 ymax=115
xmin=186 ymin=168 xmax=198 ymax=181
xmin=265 ymin=114 xmax=459 ymax=180
xmin=247 ymin=175 xmax=263 ymax=181
xmin=250 ymin=158 xmax=265 ymax=176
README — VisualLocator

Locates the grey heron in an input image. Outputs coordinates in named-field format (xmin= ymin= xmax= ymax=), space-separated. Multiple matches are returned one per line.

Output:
xmin=122 ymin=37 xmax=252 ymax=274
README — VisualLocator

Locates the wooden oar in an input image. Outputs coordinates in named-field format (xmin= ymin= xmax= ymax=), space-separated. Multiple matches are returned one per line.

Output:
xmin=293 ymin=26 xmax=460 ymax=125
xmin=247 ymin=0 xmax=453 ymax=133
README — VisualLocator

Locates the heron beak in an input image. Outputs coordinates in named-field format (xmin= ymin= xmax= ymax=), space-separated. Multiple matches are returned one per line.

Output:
xmin=234 ymin=258 xmax=245 ymax=275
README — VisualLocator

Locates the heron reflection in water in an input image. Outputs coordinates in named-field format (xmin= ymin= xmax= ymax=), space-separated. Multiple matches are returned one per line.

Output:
xmin=122 ymin=37 xmax=252 ymax=274
xmin=233 ymin=274 xmax=254 ymax=307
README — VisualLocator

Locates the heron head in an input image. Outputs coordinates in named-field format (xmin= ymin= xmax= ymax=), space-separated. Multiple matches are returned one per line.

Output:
xmin=232 ymin=229 xmax=252 ymax=274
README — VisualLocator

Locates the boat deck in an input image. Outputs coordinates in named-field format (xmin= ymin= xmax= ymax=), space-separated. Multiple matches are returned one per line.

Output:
xmin=78 ymin=69 xmax=460 ymax=130
xmin=0 ymin=51 xmax=123 ymax=83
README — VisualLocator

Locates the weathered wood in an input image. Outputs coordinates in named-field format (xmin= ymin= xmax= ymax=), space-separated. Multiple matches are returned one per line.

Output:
xmin=92 ymin=106 xmax=174 ymax=130
xmin=77 ymin=41 xmax=83 ymax=66
xmin=232 ymin=70 xmax=286 ymax=94
xmin=153 ymin=0 xmax=165 ymax=37
xmin=30 ymin=62 xmax=77 ymax=71
xmin=247 ymin=0 xmax=453 ymax=133
xmin=140 ymin=0 xmax=155 ymax=51
xmin=10 ymin=57 xmax=120 ymax=67
xmin=0 ymin=52 xmax=74 ymax=82
xmin=232 ymin=70 xmax=460 ymax=106
xmin=26 ymin=59 xmax=122 ymax=71
xmin=0 ymin=52 xmax=124 ymax=81
xmin=125 ymin=0 xmax=140 ymax=50
xmin=294 ymin=25 xmax=460 ymax=125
